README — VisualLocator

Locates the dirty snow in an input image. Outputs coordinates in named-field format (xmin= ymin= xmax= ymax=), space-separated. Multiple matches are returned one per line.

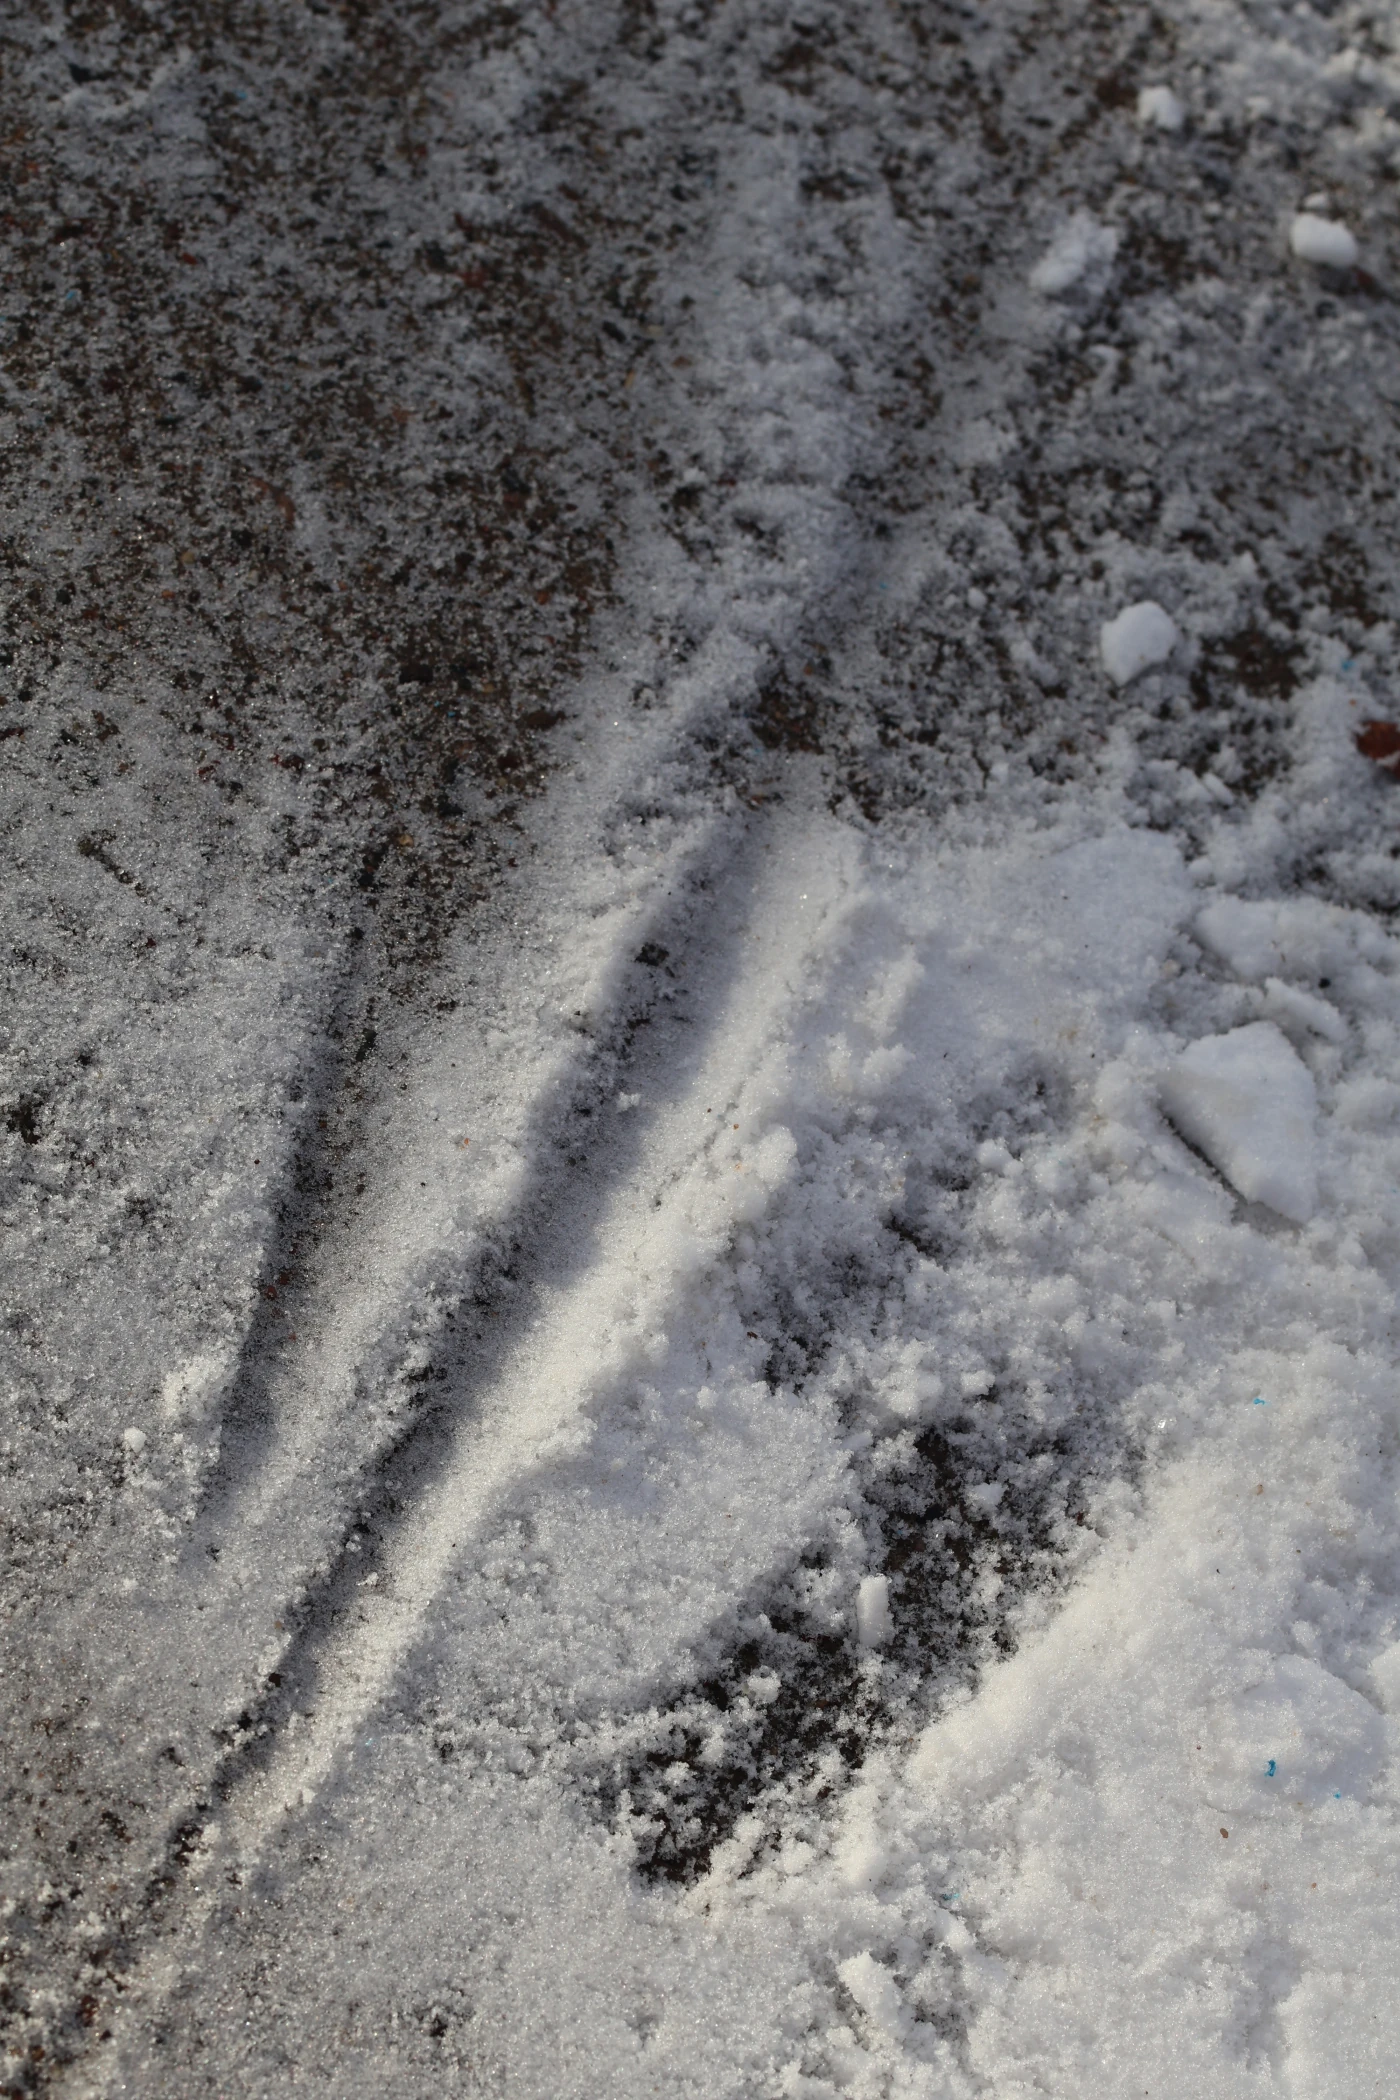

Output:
xmin=6 ymin=0 xmax=1400 ymax=2096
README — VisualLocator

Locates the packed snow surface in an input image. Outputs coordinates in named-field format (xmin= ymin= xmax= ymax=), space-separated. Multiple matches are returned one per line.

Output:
xmin=1100 ymin=600 xmax=1181 ymax=686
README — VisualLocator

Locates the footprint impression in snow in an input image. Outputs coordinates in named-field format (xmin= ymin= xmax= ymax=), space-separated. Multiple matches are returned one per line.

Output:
xmin=1159 ymin=1020 xmax=1319 ymax=1223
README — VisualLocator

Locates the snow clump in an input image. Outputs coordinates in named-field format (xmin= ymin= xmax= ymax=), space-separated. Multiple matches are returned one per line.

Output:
xmin=1289 ymin=213 xmax=1359 ymax=269
xmin=1159 ymin=1020 xmax=1319 ymax=1223
xmin=838 ymin=1952 xmax=905 ymax=2034
xmin=1030 ymin=211 xmax=1119 ymax=294
xmin=1100 ymin=600 xmax=1180 ymax=686
xmin=856 ymin=1574 xmax=892 ymax=1649
xmin=1137 ymin=85 xmax=1185 ymax=131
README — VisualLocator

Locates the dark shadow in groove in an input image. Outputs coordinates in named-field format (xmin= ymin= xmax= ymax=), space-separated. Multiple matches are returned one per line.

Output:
xmin=179 ymin=960 xmax=380 ymax=1507
xmin=128 ymin=805 xmax=793 ymax=1848
xmin=32 ymin=806 xmax=789 ymax=2091
xmin=180 ymin=808 xmax=749 ymax=1568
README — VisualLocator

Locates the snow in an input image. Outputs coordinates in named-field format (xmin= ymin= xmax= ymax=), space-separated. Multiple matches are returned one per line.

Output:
xmin=1159 ymin=1020 xmax=1319 ymax=1221
xmin=1375 ymin=1643 xmax=1400 ymax=1713
xmin=1261 ymin=975 xmax=1349 ymax=1045
xmin=1029 ymin=210 xmax=1120 ymax=294
xmin=1100 ymin=600 xmax=1181 ymax=685
xmin=837 ymin=1951 xmax=905 ymax=2032
xmin=1137 ymin=84 xmax=1186 ymax=130
xmin=856 ymin=1575 xmax=893 ymax=1649
xmin=9 ymin=0 xmax=1400 ymax=2092
xmin=1289 ymin=212 xmax=1360 ymax=268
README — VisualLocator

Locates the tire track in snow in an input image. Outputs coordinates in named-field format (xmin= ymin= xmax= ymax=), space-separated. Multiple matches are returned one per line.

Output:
xmin=56 ymin=7 xmax=940 ymax=2072
xmin=39 ymin=1 xmax=1179 ymax=2080
xmin=20 ymin=0 xmax=1400 ymax=2085
xmin=94 ymin=804 xmax=1211 ymax=2099
xmin=127 ymin=817 xmax=851 ymax=1978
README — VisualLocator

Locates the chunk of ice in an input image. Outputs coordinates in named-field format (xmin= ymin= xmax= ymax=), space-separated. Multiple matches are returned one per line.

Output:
xmin=1137 ymin=85 xmax=1185 ymax=131
xmin=1289 ymin=214 xmax=1358 ymax=269
xmin=1195 ymin=896 xmax=1286 ymax=981
xmin=1370 ymin=1642 xmax=1400 ymax=1716
xmin=1261 ymin=977 xmax=1347 ymax=1045
xmin=856 ymin=1573 xmax=892 ymax=1648
xmin=1159 ymin=1021 xmax=1318 ymax=1223
xmin=1100 ymin=601 xmax=1179 ymax=686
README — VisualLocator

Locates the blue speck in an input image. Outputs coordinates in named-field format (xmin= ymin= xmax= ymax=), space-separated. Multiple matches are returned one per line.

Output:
xmin=940 ymin=1892 xmax=959 ymax=1903
xmin=1334 ymin=1790 xmax=1342 ymax=1799
xmin=1266 ymin=1759 xmax=1276 ymax=1778
xmin=1342 ymin=658 xmax=1356 ymax=671
xmin=1253 ymin=1396 xmax=1266 ymax=1406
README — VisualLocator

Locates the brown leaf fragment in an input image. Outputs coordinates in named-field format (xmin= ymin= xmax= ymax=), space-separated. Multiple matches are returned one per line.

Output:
xmin=1355 ymin=719 xmax=1400 ymax=772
